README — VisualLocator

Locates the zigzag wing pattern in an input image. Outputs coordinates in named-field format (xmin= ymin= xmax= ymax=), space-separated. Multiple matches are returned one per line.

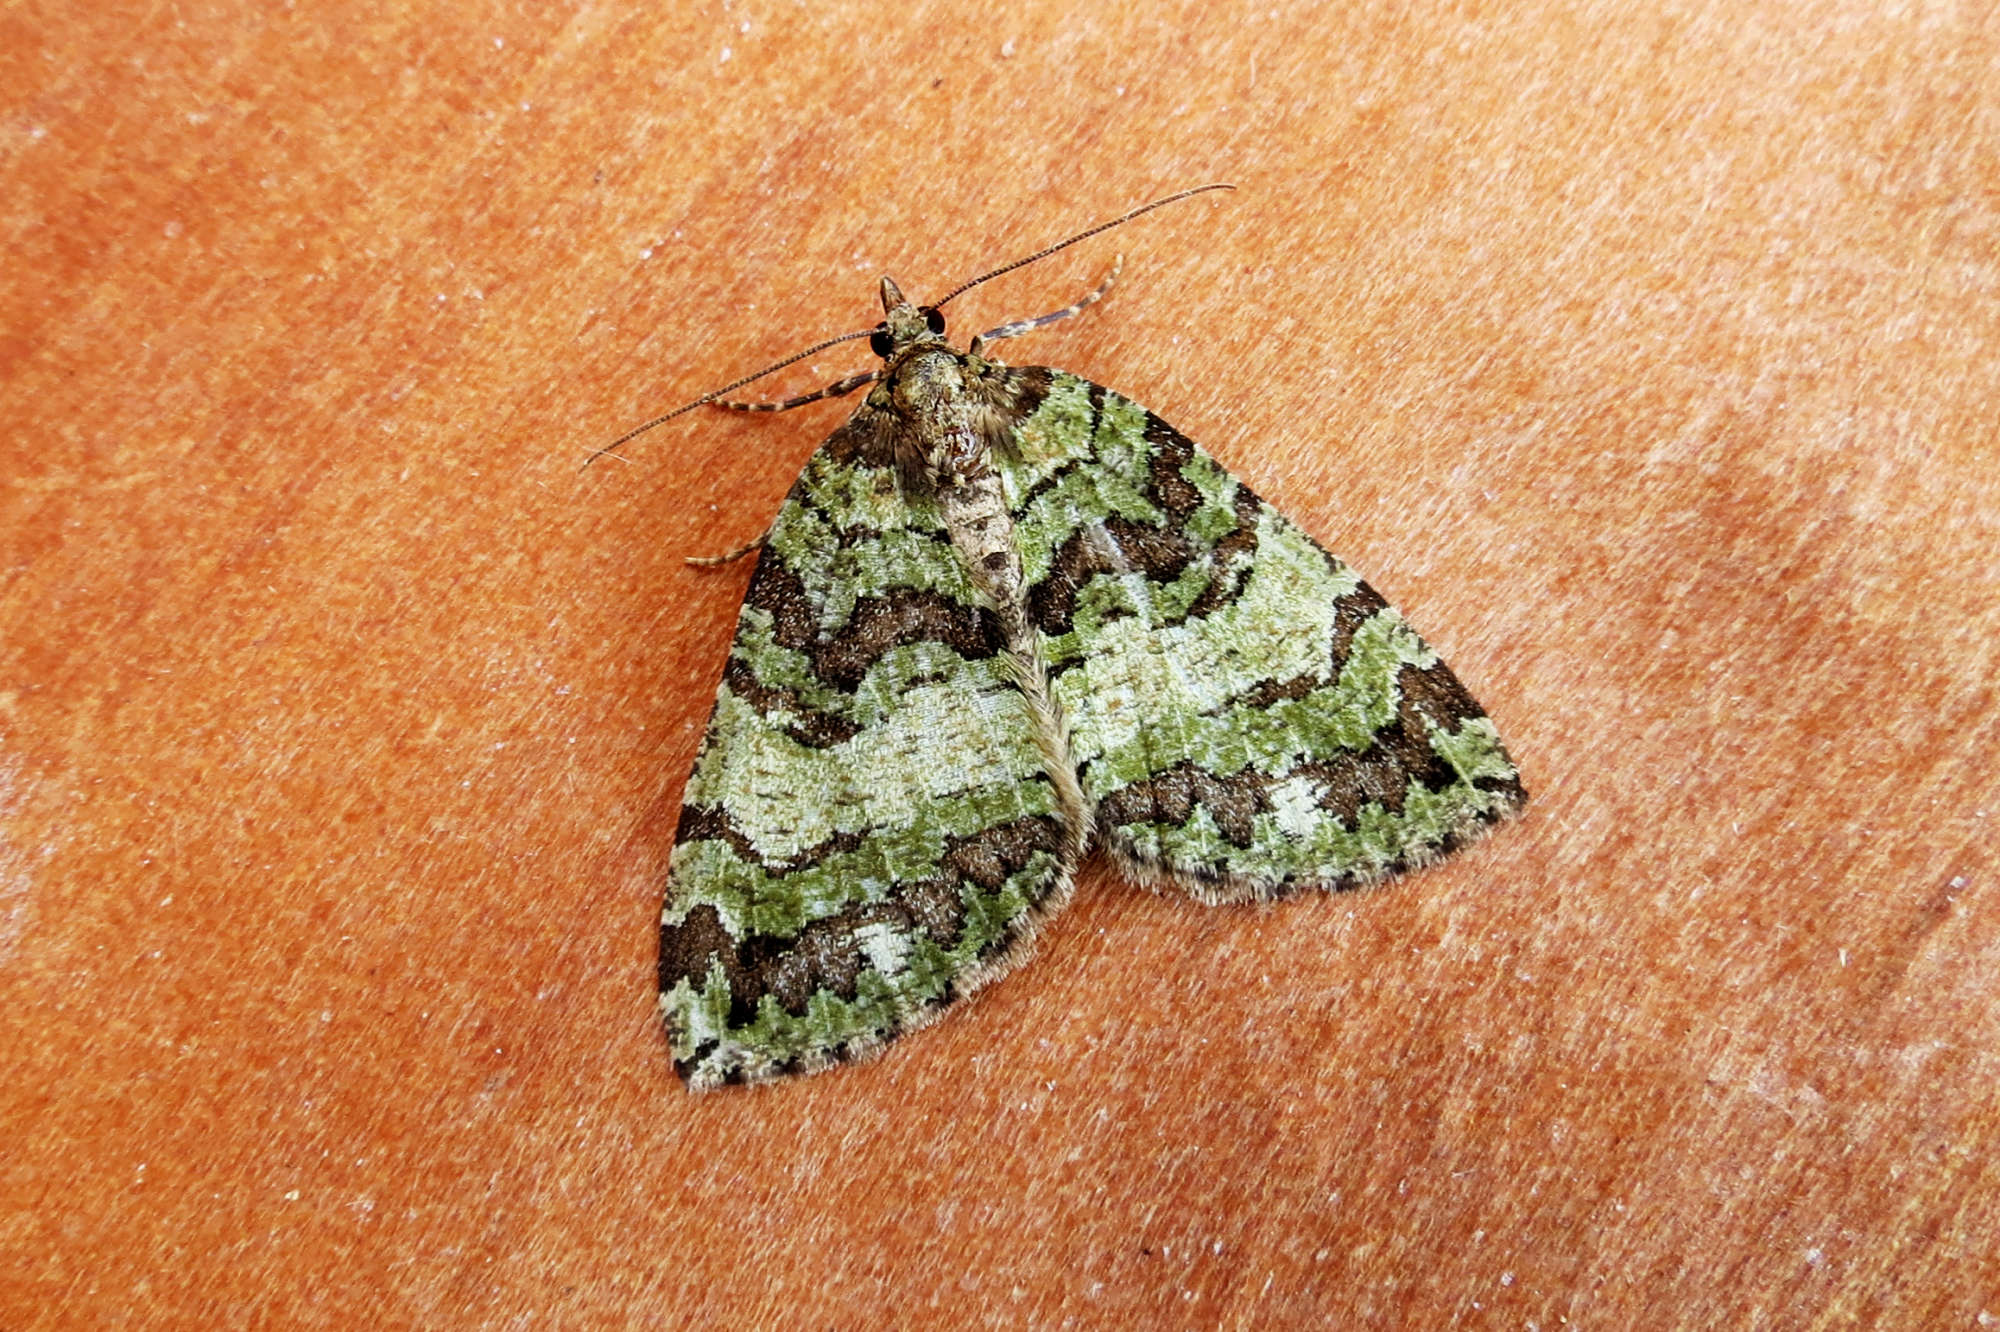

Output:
xmin=992 ymin=370 xmax=1527 ymax=903
xmin=658 ymin=407 xmax=1076 ymax=1090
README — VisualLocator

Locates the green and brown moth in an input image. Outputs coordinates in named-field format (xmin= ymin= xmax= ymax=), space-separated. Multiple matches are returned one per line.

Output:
xmin=613 ymin=188 xmax=1526 ymax=1090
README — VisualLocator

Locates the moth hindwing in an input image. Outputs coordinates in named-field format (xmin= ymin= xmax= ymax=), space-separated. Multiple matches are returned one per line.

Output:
xmin=653 ymin=245 xmax=1525 ymax=1091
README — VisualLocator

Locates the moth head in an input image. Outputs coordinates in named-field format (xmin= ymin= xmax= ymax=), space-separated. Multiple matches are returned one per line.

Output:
xmin=871 ymin=276 xmax=948 ymax=358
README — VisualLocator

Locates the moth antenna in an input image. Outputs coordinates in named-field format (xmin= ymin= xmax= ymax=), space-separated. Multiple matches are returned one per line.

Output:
xmin=931 ymin=183 xmax=1235 ymax=311
xmin=584 ymin=327 xmax=875 ymax=467
xmin=591 ymin=184 xmax=1232 ymax=468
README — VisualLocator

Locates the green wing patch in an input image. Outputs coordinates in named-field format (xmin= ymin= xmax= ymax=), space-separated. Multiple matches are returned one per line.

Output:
xmin=996 ymin=372 xmax=1526 ymax=903
xmin=658 ymin=419 xmax=1076 ymax=1090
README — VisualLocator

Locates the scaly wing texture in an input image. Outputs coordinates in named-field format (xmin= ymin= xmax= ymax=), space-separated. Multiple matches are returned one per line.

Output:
xmin=658 ymin=414 xmax=1076 ymax=1089
xmin=997 ymin=370 xmax=1527 ymax=903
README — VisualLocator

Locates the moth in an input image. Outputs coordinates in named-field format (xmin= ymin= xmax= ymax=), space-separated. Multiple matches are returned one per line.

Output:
xmin=611 ymin=187 xmax=1526 ymax=1090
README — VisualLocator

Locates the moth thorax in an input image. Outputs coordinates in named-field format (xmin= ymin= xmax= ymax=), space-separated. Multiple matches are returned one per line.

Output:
xmin=925 ymin=424 xmax=993 ymax=490
xmin=887 ymin=346 xmax=968 ymax=413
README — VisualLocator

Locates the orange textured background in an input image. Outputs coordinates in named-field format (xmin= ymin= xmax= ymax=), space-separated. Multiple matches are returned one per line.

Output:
xmin=3 ymin=2 xmax=1996 ymax=1326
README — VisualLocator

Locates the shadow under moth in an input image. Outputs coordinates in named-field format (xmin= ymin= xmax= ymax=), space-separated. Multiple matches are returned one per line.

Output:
xmin=610 ymin=187 xmax=1526 ymax=1090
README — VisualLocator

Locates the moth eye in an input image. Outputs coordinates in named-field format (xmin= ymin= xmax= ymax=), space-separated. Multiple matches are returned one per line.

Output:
xmin=922 ymin=307 xmax=946 ymax=334
xmin=869 ymin=326 xmax=893 ymax=357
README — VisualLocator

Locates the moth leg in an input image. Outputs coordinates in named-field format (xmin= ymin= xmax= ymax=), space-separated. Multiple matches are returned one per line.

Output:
xmin=716 ymin=370 xmax=878 ymax=413
xmin=685 ymin=527 xmax=768 ymax=568
xmin=970 ymin=256 xmax=1123 ymax=355
xmin=687 ymin=371 xmax=881 ymax=565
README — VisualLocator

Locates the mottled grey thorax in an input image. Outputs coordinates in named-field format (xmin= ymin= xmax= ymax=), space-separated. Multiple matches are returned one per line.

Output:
xmin=880 ymin=346 xmax=988 ymax=482
xmin=866 ymin=344 xmax=1018 ymax=613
